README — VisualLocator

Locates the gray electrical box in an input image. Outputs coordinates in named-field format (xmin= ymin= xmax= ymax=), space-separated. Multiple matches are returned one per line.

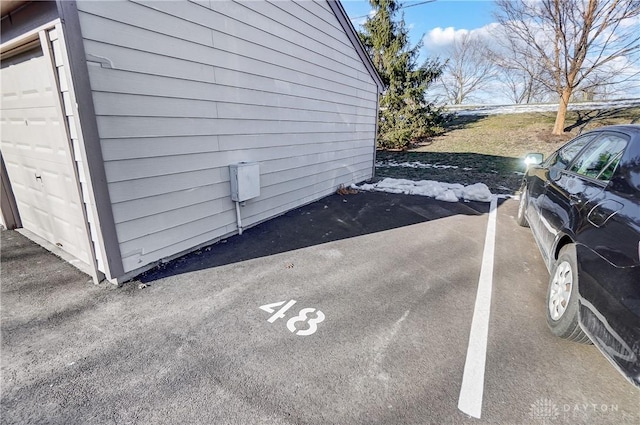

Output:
xmin=230 ymin=162 xmax=260 ymax=202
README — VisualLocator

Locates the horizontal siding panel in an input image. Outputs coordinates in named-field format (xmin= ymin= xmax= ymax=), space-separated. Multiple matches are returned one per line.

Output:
xmin=135 ymin=0 xmax=366 ymax=84
xmin=276 ymin=1 xmax=348 ymax=45
xmin=102 ymin=135 xmax=219 ymax=161
xmin=232 ymin=1 xmax=354 ymax=60
xmin=92 ymin=92 xmax=219 ymax=119
xmin=93 ymin=91 xmax=376 ymax=122
xmin=208 ymin=0 xmax=362 ymax=70
xmin=94 ymin=92 xmax=374 ymax=124
xmin=96 ymin=116 xmax=217 ymax=138
xmin=212 ymin=68 xmax=377 ymax=104
xmin=102 ymin=132 xmax=372 ymax=161
xmin=82 ymin=23 xmax=373 ymax=99
xmin=258 ymin=146 xmax=373 ymax=175
xmin=218 ymin=132 xmax=374 ymax=152
xmin=93 ymin=91 xmax=376 ymax=123
xmin=87 ymin=66 xmax=377 ymax=110
xmin=116 ymin=198 xmax=228 ymax=243
xmin=120 ymin=216 xmax=234 ymax=273
xmin=107 ymin=168 xmax=225 ymax=203
xmin=108 ymin=147 xmax=372 ymax=216
xmin=104 ymin=141 xmax=373 ymax=182
xmin=96 ymin=116 xmax=375 ymax=139
xmin=118 ymin=208 xmax=235 ymax=258
xmin=83 ymin=39 xmax=217 ymax=85
xmin=215 ymin=103 xmax=373 ymax=124
xmin=83 ymin=37 xmax=376 ymax=105
xmin=295 ymin=1 xmax=343 ymax=31
xmin=260 ymin=152 xmax=373 ymax=188
xmin=215 ymin=145 xmax=373 ymax=180
xmin=120 ymin=208 xmax=237 ymax=266
xmin=253 ymin=162 xmax=369 ymax=204
xmin=79 ymin=5 xmax=375 ymax=94
xmin=258 ymin=1 xmax=356 ymax=52
xmin=78 ymin=0 xmax=215 ymax=47
xmin=111 ymin=183 xmax=227 ymax=223
xmin=314 ymin=0 xmax=335 ymax=14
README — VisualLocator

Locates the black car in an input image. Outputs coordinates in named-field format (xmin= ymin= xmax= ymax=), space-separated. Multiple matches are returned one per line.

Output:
xmin=517 ymin=124 xmax=640 ymax=388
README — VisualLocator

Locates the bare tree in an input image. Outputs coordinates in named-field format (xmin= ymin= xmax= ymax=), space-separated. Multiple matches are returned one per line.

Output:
xmin=488 ymin=32 xmax=552 ymax=104
xmin=497 ymin=67 xmax=552 ymax=104
xmin=574 ymin=62 xmax=640 ymax=101
xmin=437 ymin=32 xmax=496 ymax=104
xmin=574 ymin=71 xmax=609 ymax=101
xmin=495 ymin=0 xmax=640 ymax=134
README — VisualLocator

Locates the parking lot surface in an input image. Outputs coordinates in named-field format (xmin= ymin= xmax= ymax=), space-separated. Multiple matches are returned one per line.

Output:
xmin=1 ymin=192 xmax=638 ymax=424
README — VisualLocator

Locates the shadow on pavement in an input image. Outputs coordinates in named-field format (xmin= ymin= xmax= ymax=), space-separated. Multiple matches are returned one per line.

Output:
xmin=139 ymin=191 xmax=491 ymax=283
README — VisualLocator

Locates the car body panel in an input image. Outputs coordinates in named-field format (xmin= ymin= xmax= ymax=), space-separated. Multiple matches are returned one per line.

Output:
xmin=577 ymin=244 xmax=640 ymax=386
xmin=520 ymin=125 xmax=640 ymax=388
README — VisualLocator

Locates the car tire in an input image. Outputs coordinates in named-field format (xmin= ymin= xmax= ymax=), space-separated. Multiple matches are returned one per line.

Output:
xmin=516 ymin=187 xmax=529 ymax=227
xmin=545 ymin=244 xmax=591 ymax=344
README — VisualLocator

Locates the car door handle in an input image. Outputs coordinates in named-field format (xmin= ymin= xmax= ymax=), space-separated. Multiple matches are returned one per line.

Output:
xmin=588 ymin=200 xmax=623 ymax=227
xmin=569 ymin=194 xmax=582 ymax=205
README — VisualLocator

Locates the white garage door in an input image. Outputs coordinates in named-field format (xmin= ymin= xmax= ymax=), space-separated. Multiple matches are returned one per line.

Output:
xmin=1 ymin=42 xmax=90 ymax=266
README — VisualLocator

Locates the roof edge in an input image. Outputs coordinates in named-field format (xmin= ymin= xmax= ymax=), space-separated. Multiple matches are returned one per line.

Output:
xmin=327 ymin=0 xmax=384 ymax=92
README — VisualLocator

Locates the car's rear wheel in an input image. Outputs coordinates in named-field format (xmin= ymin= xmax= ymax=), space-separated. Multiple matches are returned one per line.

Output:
xmin=516 ymin=187 xmax=529 ymax=227
xmin=545 ymin=244 xmax=591 ymax=344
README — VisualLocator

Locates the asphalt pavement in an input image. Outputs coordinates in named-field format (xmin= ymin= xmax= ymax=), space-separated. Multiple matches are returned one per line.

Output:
xmin=1 ymin=192 xmax=638 ymax=424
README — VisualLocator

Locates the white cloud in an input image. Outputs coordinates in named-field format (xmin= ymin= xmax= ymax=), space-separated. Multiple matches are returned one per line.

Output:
xmin=423 ymin=23 xmax=500 ymax=53
xmin=424 ymin=27 xmax=469 ymax=50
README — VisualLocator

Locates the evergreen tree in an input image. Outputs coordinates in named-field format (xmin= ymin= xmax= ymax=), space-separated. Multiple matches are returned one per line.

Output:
xmin=359 ymin=0 xmax=444 ymax=150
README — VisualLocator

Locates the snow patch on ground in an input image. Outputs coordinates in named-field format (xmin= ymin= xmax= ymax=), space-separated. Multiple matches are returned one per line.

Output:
xmin=448 ymin=98 xmax=640 ymax=116
xmin=352 ymin=178 xmax=493 ymax=203
xmin=375 ymin=160 xmax=473 ymax=171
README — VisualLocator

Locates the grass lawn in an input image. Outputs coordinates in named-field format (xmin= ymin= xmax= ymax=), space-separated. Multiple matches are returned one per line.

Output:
xmin=375 ymin=107 xmax=640 ymax=195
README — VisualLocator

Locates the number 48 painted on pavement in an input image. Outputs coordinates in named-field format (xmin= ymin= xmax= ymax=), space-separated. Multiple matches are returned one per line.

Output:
xmin=259 ymin=300 xmax=325 ymax=336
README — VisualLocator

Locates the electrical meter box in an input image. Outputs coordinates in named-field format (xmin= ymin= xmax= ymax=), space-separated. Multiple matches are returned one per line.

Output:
xmin=230 ymin=162 xmax=260 ymax=202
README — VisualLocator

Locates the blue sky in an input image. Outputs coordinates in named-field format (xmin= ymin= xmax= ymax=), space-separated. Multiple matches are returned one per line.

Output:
xmin=342 ymin=0 xmax=497 ymax=57
xmin=342 ymin=0 xmax=640 ymax=103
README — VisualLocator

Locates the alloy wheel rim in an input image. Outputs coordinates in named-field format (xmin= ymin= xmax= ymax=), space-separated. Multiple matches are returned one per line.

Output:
xmin=549 ymin=261 xmax=573 ymax=321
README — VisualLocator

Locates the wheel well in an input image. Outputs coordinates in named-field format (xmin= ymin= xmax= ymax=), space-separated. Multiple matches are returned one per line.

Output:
xmin=554 ymin=236 xmax=574 ymax=261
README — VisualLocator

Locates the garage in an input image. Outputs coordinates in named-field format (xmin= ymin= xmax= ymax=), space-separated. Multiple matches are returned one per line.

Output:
xmin=0 ymin=38 xmax=91 ymax=267
xmin=1 ymin=0 xmax=382 ymax=284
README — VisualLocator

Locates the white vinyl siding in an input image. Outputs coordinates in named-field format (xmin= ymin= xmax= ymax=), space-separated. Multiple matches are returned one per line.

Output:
xmin=76 ymin=0 xmax=378 ymax=274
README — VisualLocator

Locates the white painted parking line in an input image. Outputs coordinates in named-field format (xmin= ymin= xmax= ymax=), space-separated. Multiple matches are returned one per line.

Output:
xmin=458 ymin=195 xmax=498 ymax=419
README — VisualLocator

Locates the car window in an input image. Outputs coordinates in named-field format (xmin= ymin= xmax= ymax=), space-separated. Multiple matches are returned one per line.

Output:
xmin=547 ymin=134 xmax=596 ymax=169
xmin=596 ymin=153 xmax=623 ymax=181
xmin=569 ymin=134 xmax=628 ymax=180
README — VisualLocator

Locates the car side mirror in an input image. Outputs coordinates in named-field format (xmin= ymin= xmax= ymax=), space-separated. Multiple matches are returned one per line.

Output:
xmin=524 ymin=153 xmax=544 ymax=166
